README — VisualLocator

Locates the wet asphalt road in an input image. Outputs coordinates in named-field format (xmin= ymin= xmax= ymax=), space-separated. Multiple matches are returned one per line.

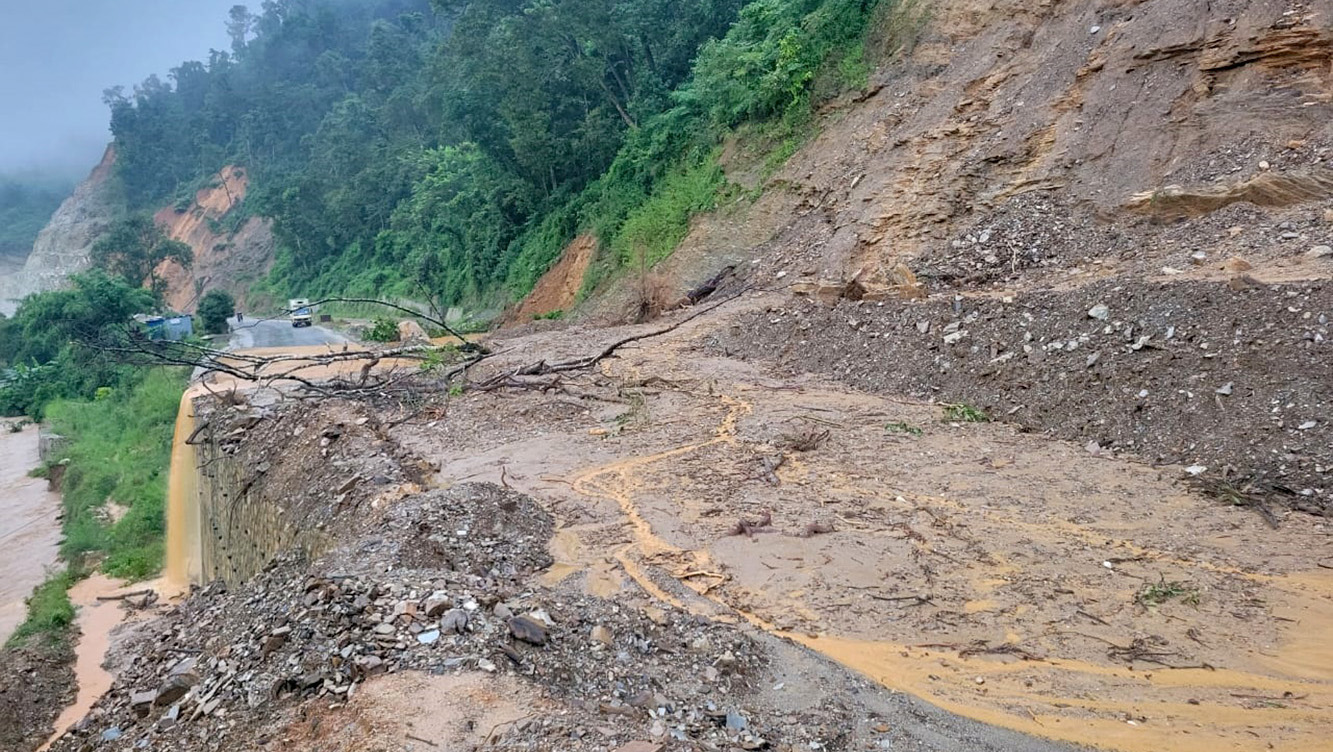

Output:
xmin=226 ymin=315 xmax=349 ymax=349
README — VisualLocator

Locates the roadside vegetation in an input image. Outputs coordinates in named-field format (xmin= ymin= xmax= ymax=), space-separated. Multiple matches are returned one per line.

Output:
xmin=1 ymin=273 xmax=187 ymax=648
xmin=103 ymin=0 xmax=906 ymax=314
xmin=45 ymin=368 xmax=186 ymax=580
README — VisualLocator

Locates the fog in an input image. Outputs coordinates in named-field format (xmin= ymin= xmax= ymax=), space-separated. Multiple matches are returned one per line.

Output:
xmin=0 ymin=0 xmax=243 ymax=179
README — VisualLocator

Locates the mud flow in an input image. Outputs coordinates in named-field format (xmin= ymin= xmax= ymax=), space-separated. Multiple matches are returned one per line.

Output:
xmin=409 ymin=314 xmax=1333 ymax=752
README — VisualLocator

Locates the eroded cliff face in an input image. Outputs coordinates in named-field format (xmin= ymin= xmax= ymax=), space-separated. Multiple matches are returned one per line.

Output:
xmin=579 ymin=0 xmax=1333 ymax=312
xmin=0 ymin=146 xmax=120 ymax=315
xmin=0 ymin=158 xmax=275 ymax=316
xmin=154 ymin=167 xmax=274 ymax=313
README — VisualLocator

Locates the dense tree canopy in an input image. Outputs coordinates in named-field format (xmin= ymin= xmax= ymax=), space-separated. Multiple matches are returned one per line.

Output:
xmin=0 ymin=271 xmax=156 ymax=418
xmin=197 ymin=289 xmax=237 ymax=334
xmin=103 ymin=0 xmax=886 ymax=310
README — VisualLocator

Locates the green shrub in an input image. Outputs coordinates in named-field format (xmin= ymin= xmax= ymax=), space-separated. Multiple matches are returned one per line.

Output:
xmin=942 ymin=403 xmax=989 ymax=423
xmin=610 ymin=157 xmax=725 ymax=270
xmin=366 ymin=318 xmax=400 ymax=342
xmin=197 ymin=289 xmax=236 ymax=335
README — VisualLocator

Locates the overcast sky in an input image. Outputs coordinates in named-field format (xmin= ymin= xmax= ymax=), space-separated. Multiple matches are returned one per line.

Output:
xmin=0 ymin=0 xmax=242 ymax=179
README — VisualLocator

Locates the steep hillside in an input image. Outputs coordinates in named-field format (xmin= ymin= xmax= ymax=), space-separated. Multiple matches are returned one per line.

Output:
xmin=624 ymin=0 xmax=1332 ymax=295
xmin=0 ymin=147 xmax=120 ymax=316
xmin=153 ymin=167 xmax=274 ymax=312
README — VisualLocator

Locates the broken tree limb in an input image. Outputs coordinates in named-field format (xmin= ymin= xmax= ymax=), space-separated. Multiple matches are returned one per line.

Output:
xmin=473 ymin=286 xmax=751 ymax=391
xmin=96 ymin=589 xmax=153 ymax=602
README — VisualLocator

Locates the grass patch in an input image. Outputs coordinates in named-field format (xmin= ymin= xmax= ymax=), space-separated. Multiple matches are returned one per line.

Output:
xmin=5 ymin=571 xmax=76 ymax=648
xmin=610 ymin=156 xmax=725 ymax=270
xmin=44 ymin=368 xmax=186 ymax=580
xmin=1137 ymin=577 xmax=1201 ymax=608
xmin=885 ymin=421 xmax=923 ymax=436
xmin=942 ymin=403 xmax=989 ymax=423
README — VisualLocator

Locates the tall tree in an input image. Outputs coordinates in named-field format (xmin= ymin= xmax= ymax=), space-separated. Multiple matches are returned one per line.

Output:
xmin=90 ymin=216 xmax=194 ymax=298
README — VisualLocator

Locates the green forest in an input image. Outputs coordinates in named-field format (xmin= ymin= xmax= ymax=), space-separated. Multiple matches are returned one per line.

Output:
xmin=104 ymin=0 xmax=899 ymax=311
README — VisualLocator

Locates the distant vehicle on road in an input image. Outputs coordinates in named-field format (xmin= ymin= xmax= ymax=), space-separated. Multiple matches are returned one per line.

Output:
xmin=288 ymin=298 xmax=313 ymax=328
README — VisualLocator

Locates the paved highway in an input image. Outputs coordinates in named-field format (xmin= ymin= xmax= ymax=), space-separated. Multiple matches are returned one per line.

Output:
xmin=226 ymin=315 xmax=349 ymax=349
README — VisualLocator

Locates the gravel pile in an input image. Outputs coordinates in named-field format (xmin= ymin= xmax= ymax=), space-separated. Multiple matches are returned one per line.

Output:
xmin=717 ymin=277 xmax=1332 ymax=513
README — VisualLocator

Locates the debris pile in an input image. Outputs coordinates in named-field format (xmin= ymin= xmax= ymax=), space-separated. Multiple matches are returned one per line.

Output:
xmin=48 ymin=483 xmax=796 ymax=752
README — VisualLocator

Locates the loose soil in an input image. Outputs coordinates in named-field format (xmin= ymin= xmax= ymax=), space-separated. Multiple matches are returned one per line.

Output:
xmin=0 ymin=637 xmax=75 ymax=752
xmin=396 ymin=303 xmax=1333 ymax=752
xmin=509 ymin=234 xmax=597 ymax=323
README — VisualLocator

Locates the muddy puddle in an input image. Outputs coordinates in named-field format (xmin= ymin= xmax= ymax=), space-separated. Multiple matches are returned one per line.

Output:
xmin=38 ymin=575 xmax=130 ymax=750
xmin=416 ymin=342 xmax=1333 ymax=752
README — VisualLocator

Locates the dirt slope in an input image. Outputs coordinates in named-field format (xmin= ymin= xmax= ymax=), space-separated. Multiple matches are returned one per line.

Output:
xmin=508 ymin=234 xmax=597 ymax=323
xmin=154 ymin=167 xmax=274 ymax=313
xmin=0 ymin=146 xmax=120 ymax=316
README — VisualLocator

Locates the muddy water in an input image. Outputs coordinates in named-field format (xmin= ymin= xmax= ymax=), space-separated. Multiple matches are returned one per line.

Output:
xmin=38 ymin=574 xmax=130 ymax=750
xmin=165 ymin=389 xmax=202 ymax=588
xmin=0 ymin=425 xmax=63 ymax=645
xmin=555 ymin=381 xmax=1333 ymax=752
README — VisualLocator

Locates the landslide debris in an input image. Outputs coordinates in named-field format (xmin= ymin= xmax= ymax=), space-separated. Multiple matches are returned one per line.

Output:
xmin=0 ymin=638 xmax=76 ymax=752
xmin=49 ymin=479 xmax=778 ymax=752
xmin=719 ymin=277 xmax=1332 ymax=513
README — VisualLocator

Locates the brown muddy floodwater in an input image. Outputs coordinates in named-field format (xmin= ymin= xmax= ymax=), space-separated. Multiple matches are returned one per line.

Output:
xmin=0 ymin=424 xmax=63 ymax=645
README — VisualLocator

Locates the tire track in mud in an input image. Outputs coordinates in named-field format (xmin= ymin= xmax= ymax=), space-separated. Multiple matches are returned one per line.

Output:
xmin=562 ymin=383 xmax=1333 ymax=752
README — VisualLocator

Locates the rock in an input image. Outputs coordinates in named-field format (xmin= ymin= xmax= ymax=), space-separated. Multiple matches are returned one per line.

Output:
xmin=130 ymin=690 xmax=157 ymax=717
xmin=493 ymin=602 xmax=513 ymax=620
xmin=1185 ymin=465 xmax=1208 ymax=476
xmin=1308 ymin=245 xmax=1333 ymax=259
xmin=398 ymin=320 xmax=429 ymax=342
xmin=591 ymin=625 xmax=614 ymax=647
xmin=942 ymin=330 xmax=967 ymax=345
xmin=613 ymin=743 xmax=664 ymax=752
xmin=423 ymin=591 xmax=451 ymax=617
xmin=1216 ymin=383 xmax=1233 ymax=396
xmin=1259 ymin=160 xmax=1271 ymax=171
xmin=417 ymin=629 xmax=441 ymax=645
xmin=477 ymin=658 xmax=497 ymax=673
xmin=1085 ymin=441 xmax=1102 ymax=456
xmin=356 ymin=655 xmax=386 ymax=675
xmin=1223 ymin=256 xmax=1254 ymax=272
xmin=155 ymin=672 xmax=198 ymax=706
xmin=167 ymin=657 xmax=198 ymax=677
xmin=508 ymin=615 xmax=548 ymax=645
xmin=440 ymin=608 xmax=469 ymax=635
xmin=1087 ymin=304 xmax=1110 ymax=321
xmin=373 ymin=622 xmax=396 ymax=635
xmin=726 ymin=710 xmax=748 ymax=731
xmin=102 ymin=727 xmax=123 ymax=742
xmin=1189 ymin=251 xmax=1208 ymax=264
xmin=1298 ymin=421 xmax=1318 ymax=430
